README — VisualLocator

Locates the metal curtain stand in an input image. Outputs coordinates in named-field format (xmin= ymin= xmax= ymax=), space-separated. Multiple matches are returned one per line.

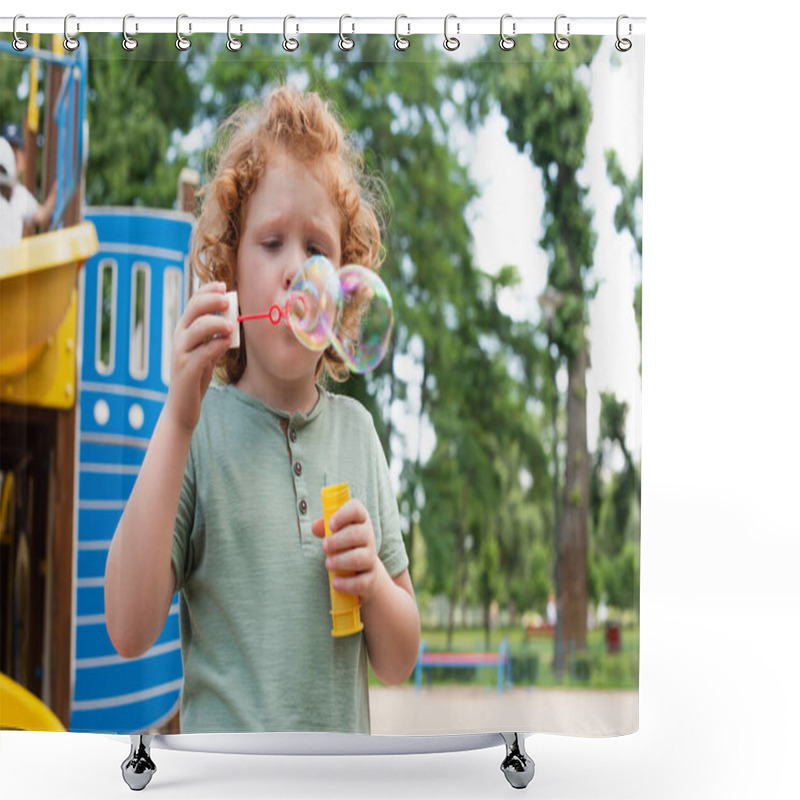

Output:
xmin=120 ymin=731 xmax=535 ymax=791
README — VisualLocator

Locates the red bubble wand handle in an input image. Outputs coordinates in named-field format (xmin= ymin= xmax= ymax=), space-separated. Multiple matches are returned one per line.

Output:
xmin=237 ymin=296 xmax=308 ymax=325
xmin=237 ymin=304 xmax=286 ymax=325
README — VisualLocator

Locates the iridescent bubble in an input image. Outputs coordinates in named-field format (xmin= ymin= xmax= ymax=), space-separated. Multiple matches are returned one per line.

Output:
xmin=285 ymin=255 xmax=341 ymax=351
xmin=329 ymin=265 xmax=393 ymax=373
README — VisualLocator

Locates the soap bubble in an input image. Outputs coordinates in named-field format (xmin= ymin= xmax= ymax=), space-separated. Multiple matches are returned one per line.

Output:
xmin=329 ymin=265 xmax=393 ymax=373
xmin=279 ymin=257 xmax=393 ymax=372
xmin=285 ymin=255 xmax=341 ymax=351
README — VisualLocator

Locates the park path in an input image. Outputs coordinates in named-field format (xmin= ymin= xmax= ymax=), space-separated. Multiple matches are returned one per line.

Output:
xmin=369 ymin=686 xmax=638 ymax=737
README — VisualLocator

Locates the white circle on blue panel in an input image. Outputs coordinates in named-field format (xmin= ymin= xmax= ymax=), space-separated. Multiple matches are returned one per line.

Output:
xmin=128 ymin=403 xmax=145 ymax=430
xmin=93 ymin=399 xmax=110 ymax=426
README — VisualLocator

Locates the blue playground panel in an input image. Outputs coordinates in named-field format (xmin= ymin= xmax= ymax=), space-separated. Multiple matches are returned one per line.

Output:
xmin=71 ymin=208 xmax=193 ymax=733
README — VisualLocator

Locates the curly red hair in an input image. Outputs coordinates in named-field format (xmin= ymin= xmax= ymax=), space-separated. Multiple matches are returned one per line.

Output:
xmin=191 ymin=85 xmax=385 ymax=384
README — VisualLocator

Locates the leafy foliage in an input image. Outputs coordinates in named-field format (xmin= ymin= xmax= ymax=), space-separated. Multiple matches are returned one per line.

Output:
xmin=605 ymin=148 xmax=643 ymax=346
xmin=83 ymin=35 xmax=198 ymax=207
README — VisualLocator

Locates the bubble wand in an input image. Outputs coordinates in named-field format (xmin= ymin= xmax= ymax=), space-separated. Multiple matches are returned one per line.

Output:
xmin=235 ymin=298 xmax=306 ymax=326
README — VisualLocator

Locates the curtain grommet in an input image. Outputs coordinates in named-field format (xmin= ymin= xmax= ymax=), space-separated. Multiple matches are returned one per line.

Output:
xmin=12 ymin=15 xmax=29 ymax=51
xmin=443 ymin=14 xmax=460 ymax=52
xmin=227 ymin=15 xmax=242 ymax=52
xmin=615 ymin=15 xmax=633 ymax=52
xmin=64 ymin=13 xmax=80 ymax=51
xmin=283 ymin=15 xmax=299 ymax=52
xmin=122 ymin=15 xmax=138 ymax=51
xmin=176 ymin=14 xmax=191 ymax=51
xmin=394 ymin=15 xmax=410 ymax=51
xmin=553 ymin=14 xmax=570 ymax=51
xmin=499 ymin=14 xmax=515 ymax=51
xmin=338 ymin=14 xmax=355 ymax=51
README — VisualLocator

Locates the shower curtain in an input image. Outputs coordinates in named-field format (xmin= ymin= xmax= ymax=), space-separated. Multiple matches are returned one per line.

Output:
xmin=0 ymin=21 xmax=644 ymax=742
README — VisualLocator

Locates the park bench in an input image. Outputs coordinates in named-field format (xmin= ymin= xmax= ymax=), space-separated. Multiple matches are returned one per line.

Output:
xmin=414 ymin=639 xmax=512 ymax=694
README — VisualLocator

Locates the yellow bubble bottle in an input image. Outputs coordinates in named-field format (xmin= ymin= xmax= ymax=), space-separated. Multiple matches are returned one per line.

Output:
xmin=321 ymin=482 xmax=364 ymax=637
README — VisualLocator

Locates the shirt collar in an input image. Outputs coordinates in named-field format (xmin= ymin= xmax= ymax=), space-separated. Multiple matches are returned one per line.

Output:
xmin=220 ymin=382 xmax=326 ymax=430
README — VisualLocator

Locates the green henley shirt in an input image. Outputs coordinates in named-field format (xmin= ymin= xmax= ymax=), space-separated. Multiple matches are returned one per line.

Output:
xmin=171 ymin=382 xmax=409 ymax=734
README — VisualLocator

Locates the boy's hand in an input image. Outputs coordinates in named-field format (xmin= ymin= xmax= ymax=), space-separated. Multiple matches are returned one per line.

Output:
xmin=164 ymin=282 xmax=233 ymax=434
xmin=311 ymin=499 xmax=384 ymax=604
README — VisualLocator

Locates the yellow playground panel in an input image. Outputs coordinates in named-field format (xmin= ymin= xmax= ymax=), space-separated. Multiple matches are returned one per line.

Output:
xmin=0 ymin=672 xmax=66 ymax=731
xmin=0 ymin=222 xmax=98 ymax=409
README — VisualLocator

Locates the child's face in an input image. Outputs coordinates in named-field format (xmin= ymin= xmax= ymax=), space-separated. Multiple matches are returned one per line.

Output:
xmin=236 ymin=151 xmax=342 ymax=385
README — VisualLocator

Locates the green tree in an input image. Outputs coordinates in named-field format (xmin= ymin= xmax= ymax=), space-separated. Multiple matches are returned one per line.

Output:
xmin=478 ymin=36 xmax=602 ymax=677
xmin=2 ymin=34 xmax=200 ymax=210
xmin=605 ymin=149 xmax=643 ymax=348
xmin=591 ymin=392 xmax=640 ymax=612
xmin=1 ymin=38 xmax=57 ymax=207
xmin=83 ymin=35 xmax=199 ymax=207
xmin=0 ymin=42 xmax=29 ymax=128
xmin=598 ymin=391 xmax=640 ymax=507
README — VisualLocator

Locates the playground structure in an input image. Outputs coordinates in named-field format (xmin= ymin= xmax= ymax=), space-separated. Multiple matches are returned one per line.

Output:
xmin=1 ymin=37 xmax=193 ymax=734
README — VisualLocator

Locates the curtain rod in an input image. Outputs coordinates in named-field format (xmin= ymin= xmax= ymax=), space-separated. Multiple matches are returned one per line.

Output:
xmin=1 ymin=16 xmax=646 ymax=37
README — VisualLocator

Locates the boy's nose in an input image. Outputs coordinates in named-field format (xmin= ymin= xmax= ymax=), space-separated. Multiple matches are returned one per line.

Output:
xmin=281 ymin=245 xmax=306 ymax=289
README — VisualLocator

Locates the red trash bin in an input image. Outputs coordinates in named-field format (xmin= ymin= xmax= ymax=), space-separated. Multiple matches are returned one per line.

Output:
xmin=605 ymin=622 xmax=621 ymax=654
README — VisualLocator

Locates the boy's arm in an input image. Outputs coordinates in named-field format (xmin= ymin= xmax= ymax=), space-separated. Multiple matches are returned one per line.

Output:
xmin=360 ymin=567 xmax=420 ymax=686
xmin=104 ymin=409 xmax=190 ymax=658
xmin=104 ymin=283 xmax=233 ymax=659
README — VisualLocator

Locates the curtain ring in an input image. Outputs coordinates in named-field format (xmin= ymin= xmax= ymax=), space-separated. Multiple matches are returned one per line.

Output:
xmin=122 ymin=15 xmax=138 ymax=51
xmin=394 ymin=15 xmax=410 ymax=51
xmin=227 ymin=15 xmax=242 ymax=51
xmin=176 ymin=14 xmax=191 ymax=51
xmin=615 ymin=15 xmax=632 ymax=52
xmin=12 ymin=15 xmax=29 ymax=51
xmin=499 ymin=14 xmax=515 ymax=51
xmin=339 ymin=15 xmax=355 ymax=51
xmin=64 ymin=14 xmax=80 ymax=51
xmin=443 ymin=14 xmax=460 ymax=51
xmin=283 ymin=15 xmax=299 ymax=51
xmin=553 ymin=14 xmax=570 ymax=51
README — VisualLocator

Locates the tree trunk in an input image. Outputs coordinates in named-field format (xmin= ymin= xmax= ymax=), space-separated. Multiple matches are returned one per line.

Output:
xmin=447 ymin=477 xmax=469 ymax=650
xmin=447 ymin=591 xmax=456 ymax=651
xmin=619 ymin=438 xmax=642 ymax=509
xmin=406 ymin=360 xmax=429 ymax=580
xmin=556 ymin=340 xmax=589 ymax=676
xmin=482 ymin=526 xmax=490 ymax=652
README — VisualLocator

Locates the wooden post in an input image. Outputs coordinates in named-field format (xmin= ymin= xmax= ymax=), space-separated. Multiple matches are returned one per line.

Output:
xmin=22 ymin=126 xmax=38 ymax=212
xmin=41 ymin=45 xmax=61 ymax=229
xmin=178 ymin=167 xmax=199 ymax=217
xmin=21 ymin=38 xmax=40 ymax=236
xmin=43 ymin=41 xmax=75 ymax=729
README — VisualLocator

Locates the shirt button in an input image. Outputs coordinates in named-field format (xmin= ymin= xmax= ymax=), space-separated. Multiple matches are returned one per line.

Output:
xmin=293 ymin=461 xmax=302 ymax=476
xmin=290 ymin=428 xmax=297 ymax=443
xmin=299 ymin=499 xmax=308 ymax=515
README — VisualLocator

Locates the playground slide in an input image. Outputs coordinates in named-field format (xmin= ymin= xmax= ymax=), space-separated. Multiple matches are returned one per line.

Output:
xmin=0 ymin=672 xmax=65 ymax=732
